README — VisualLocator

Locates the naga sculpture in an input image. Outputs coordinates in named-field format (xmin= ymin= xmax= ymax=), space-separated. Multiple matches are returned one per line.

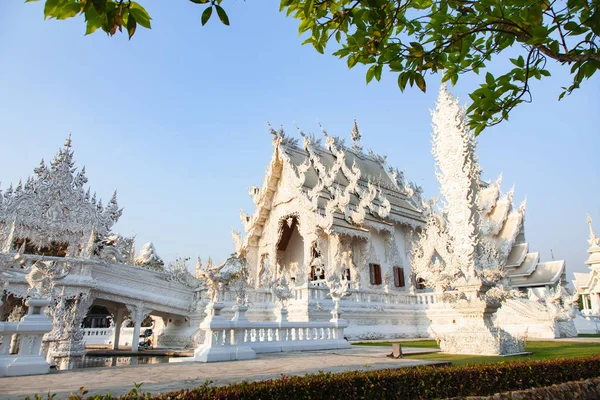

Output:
xmin=196 ymin=254 xmax=246 ymax=303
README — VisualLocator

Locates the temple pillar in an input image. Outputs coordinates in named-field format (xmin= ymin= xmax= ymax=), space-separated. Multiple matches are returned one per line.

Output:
xmin=126 ymin=304 xmax=151 ymax=352
xmin=112 ymin=308 xmax=125 ymax=350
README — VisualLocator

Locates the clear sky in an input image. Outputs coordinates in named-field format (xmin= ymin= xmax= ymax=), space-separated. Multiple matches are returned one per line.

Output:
xmin=1 ymin=1 xmax=598 ymax=278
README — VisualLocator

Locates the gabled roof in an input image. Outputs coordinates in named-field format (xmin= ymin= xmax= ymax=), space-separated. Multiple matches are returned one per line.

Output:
xmin=240 ymin=126 xmax=427 ymax=244
xmin=574 ymin=272 xmax=592 ymax=291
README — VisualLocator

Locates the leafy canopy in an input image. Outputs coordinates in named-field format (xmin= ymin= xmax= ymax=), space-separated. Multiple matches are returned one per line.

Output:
xmin=281 ymin=0 xmax=600 ymax=134
xmin=30 ymin=0 xmax=600 ymax=135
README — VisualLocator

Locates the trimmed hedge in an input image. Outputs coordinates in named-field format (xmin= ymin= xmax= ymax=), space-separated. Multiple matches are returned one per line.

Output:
xmin=41 ymin=355 xmax=600 ymax=400
xmin=461 ymin=376 xmax=600 ymax=399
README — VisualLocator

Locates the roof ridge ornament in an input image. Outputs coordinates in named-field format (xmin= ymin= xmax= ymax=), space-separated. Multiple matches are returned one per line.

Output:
xmin=588 ymin=215 xmax=599 ymax=246
xmin=64 ymin=133 xmax=72 ymax=148
xmin=351 ymin=119 xmax=362 ymax=152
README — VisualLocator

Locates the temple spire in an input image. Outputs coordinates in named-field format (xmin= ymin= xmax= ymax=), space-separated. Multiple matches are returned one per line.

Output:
xmin=588 ymin=215 xmax=598 ymax=246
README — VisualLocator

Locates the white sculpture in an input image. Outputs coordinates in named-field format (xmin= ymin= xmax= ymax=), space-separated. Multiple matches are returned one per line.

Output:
xmin=195 ymin=254 xmax=246 ymax=303
xmin=326 ymin=274 xmax=351 ymax=320
xmin=135 ymin=242 xmax=164 ymax=271
xmin=410 ymin=85 xmax=528 ymax=355
xmin=271 ymin=277 xmax=294 ymax=308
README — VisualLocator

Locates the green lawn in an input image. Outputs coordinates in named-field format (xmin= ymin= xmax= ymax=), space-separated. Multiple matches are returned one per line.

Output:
xmin=354 ymin=340 xmax=600 ymax=366
xmin=353 ymin=340 xmax=441 ymax=349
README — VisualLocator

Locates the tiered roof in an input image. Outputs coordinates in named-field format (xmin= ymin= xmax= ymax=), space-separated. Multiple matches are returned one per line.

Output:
xmin=477 ymin=176 xmax=565 ymax=288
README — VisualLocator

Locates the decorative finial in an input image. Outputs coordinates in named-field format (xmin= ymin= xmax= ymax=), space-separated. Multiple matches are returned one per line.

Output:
xmin=588 ymin=215 xmax=598 ymax=246
xmin=64 ymin=133 xmax=72 ymax=148
xmin=350 ymin=119 xmax=363 ymax=152
xmin=351 ymin=119 xmax=361 ymax=143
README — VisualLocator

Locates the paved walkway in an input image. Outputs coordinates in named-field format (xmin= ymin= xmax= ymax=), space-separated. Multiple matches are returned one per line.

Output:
xmin=0 ymin=347 xmax=442 ymax=399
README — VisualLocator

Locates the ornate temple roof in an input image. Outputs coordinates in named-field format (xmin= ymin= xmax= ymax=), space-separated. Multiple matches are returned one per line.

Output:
xmin=240 ymin=122 xmax=427 ymax=243
xmin=0 ymin=136 xmax=122 ymax=250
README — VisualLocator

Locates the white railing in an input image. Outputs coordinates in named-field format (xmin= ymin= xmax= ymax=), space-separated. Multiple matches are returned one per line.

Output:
xmin=82 ymin=327 xmax=138 ymax=347
xmin=83 ymin=328 xmax=114 ymax=345
xmin=190 ymin=304 xmax=350 ymax=363
xmin=294 ymin=285 xmax=442 ymax=306
xmin=414 ymin=293 xmax=438 ymax=305
xmin=237 ymin=320 xmax=346 ymax=353
xmin=0 ymin=298 xmax=53 ymax=377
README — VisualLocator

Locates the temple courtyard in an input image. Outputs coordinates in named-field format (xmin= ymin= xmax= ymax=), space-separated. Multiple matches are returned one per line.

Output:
xmin=0 ymin=345 xmax=443 ymax=399
xmin=3 ymin=338 xmax=600 ymax=400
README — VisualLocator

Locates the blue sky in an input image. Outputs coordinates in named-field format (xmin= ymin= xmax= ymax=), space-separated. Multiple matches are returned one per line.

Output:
xmin=0 ymin=1 xmax=598 ymax=278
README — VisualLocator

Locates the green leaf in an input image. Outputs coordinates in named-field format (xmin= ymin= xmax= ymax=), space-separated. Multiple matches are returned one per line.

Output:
xmin=201 ymin=6 xmax=212 ymax=26
xmin=127 ymin=12 xmax=137 ymax=39
xmin=485 ymin=72 xmax=495 ymax=86
xmin=56 ymin=2 xmax=81 ymax=20
xmin=415 ymin=73 xmax=426 ymax=92
xmin=43 ymin=0 xmax=60 ymax=19
xmin=215 ymin=5 xmax=229 ymax=26
xmin=398 ymin=72 xmax=410 ymax=91
xmin=366 ymin=65 xmax=376 ymax=84
xmin=91 ymin=0 xmax=106 ymax=15
xmin=84 ymin=6 xmax=102 ymax=35
xmin=374 ymin=64 xmax=382 ymax=81
xmin=303 ymin=0 xmax=314 ymax=18
xmin=347 ymin=54 xmax=359 ymax=69
xmin=510 ymin=56 xmax=525 ymax=68
xmin=129 ymin=2 xmax=151 ymax=29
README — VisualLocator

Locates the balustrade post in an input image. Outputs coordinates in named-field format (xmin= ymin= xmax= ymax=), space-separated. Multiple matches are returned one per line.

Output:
xmin=194 ymin=303 xmax=235 ymax=362
xmin=229 ymin=305 xmax=256 ymax=361
xmin=0 ymin=297 xmax=53 ymax=377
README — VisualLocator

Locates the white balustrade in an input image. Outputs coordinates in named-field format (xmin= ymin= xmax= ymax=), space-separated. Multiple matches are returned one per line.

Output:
xmin=185 ymin=303 xmax=350 ymax=363
xmin=0 ymin=298 xmax=53 ymax=377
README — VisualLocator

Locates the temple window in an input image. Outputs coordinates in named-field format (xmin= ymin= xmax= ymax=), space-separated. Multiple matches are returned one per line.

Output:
xmin=369 ymin=263 xmax=382 ymax=285
xmin=393 ymin=266 xmax=405 ymax=287
xmin=416 ymin=277 xmax=426 ymax=290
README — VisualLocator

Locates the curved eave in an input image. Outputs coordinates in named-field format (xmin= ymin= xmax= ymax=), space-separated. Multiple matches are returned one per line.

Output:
xmin=510 ymin=260 xmax=565 ymax=288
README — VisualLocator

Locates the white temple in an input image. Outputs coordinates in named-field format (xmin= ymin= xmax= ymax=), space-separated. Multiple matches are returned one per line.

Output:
xmin=0 ymin=86 xmax=580 ymax=374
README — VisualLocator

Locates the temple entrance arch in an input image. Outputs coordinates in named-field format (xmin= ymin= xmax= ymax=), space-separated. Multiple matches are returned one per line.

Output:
xmin=276 ymin=215 xmax=305 ymax=285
